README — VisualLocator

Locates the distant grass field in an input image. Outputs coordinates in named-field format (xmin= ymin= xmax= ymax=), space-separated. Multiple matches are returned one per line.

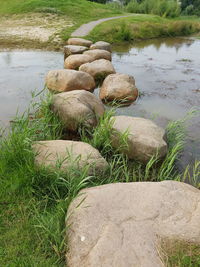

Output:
xmin=87 ymin=14 xmax=200 ymax=43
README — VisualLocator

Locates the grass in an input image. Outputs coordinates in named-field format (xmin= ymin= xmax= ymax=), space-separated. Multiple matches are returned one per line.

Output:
xmin=160 ymin=239 xmax=200 ymax=266
xmin=0 ymin=0 xmax=124 ymax=41
xmin=87 ymin=14 xmax=200 ymax=43
xmin=0 ymin=0 xmax=200 ymax=47
xmin=0 ymin=93 xmax=200 ymax=265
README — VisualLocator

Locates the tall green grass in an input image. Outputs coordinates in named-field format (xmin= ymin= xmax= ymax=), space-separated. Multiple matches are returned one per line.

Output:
xmin=0 ymin=94 xmax=199 ymax=265
xmin=126 ymin=0 xmax=181 ymax=18
xmin=88 ymin=15 xmax=200 ymax=43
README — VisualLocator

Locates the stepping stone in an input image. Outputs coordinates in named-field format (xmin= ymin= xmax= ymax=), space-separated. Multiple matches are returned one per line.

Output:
xmin=79 ymin=59 xmax=115 ymax=82
xmin=84 ymin=49 xmax=112 ymax=61
xmin=64 ymin=54 xmax=94 ymax=70
xmin=64 ymin=45 xmax=88 ymax=60
xmin=90 ymin=41 xmax=111 ymax=52
xmin=66 ymin=181 xmax=200 ymax=267
xmin=33 ymin=140 xmax=108 ymax=174
xmin=52 ymin=90 xmax=105 ymax=132
xmin=67 ymin=38 xmax=93 ymax=47
xmin=45 ymin=69 xmax=95 ymax=93
xmin=111 ymin=116 xmax=167 ymax=163
xmin=100 ymin=73 xmax=138 ymax=105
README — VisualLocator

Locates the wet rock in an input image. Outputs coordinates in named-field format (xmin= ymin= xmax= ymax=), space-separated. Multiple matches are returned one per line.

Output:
xmin=111 ymin=116 xmax=167 ymax=163
xmin=66 ymin=181 xmax=200 ymax=267
xmin=100 ymin=73 xmax=138 ymax=104
xmin=84 ymin=49 xmax=112 ymax=61
xmin=64 ymin=45 xmax=88 ymax=60
xmin=79 ymin=59 xmax=115 ymax=82
xmin=64 ymin=54 xmax=94 ymax=70
xmin=45 ymin=69 xmax=95 ymax=93
xmin=67 ymin=38 xmax=93 ymax=47
xmin=51 ymin=90 xmax=105 ymax=132
xmin=33 ymin=140 xmax=108 ymax=174
xmin=90 ymin=41 xmax=111 ymax=52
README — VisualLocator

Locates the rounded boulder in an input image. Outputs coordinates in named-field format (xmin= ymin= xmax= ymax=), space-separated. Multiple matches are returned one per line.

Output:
xmin=79 ymin=59 xmax=115 ymax=81
xmin=51 ymin=90 xmax=105 ymax=132
xmin=45 ymin=69 xmax=95 ymax=93
xmin=111 ymin=116 xmax=168 ymax=163
xmin=100 ymin=73 xmax=138 ymax=104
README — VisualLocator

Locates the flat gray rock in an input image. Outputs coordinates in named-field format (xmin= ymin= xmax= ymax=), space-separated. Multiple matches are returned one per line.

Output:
xmin=67 ymin=38 xmax=92 ymax=47
xmin=64 ymin=45 xmax=88 ymax=60
xmin=66 ymin=181 xmax=200 ymax=267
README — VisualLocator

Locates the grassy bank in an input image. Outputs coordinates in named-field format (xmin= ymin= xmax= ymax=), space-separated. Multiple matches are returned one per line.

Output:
xmin=1 ymin=0 xmax=200 ymax=49
xmin=0 ymin=93 xmax=200 ymax=265
xmin=87 ymin=14 xmax=200 ymax=43
xmin=0 ymin=0 xmax=123 ymax=43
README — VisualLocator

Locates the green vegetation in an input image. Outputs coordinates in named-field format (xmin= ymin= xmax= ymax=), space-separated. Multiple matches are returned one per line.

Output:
xmin=161 ymin=239 xmax=200 ymax=266
xmin=0 ymin=0 xmax=123 ymax=40
xmin=0 ymin=93 xmax=199 ymax=265
xmin=87 ymin=14 xmax=200 ymax=43
xmin=126 ymin=0 xmax=181 ymax=18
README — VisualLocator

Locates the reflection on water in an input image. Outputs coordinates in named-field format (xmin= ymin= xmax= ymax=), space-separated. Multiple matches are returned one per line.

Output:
xmin=113 ymin=37 xmax=194 ymax=53
xmin=0 ymin=37 xmax=200 ymax=173
xmin=111 ymin=37 xmax=200 ymax=171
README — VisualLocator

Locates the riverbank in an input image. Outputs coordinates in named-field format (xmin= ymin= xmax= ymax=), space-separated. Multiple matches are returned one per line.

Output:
xmin=0 ymin=0 xmax=122 ymax=50
xmin=87 ymin=15 xmax=200 ymax=43
xmin=0 ymin=0 xmax=200 ymax=50
xmin=0 ymin=90 xmax=199 ymax=265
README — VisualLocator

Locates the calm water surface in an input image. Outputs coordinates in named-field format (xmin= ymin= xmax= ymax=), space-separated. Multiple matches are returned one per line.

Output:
xmin=0 ymin=37 xmax=200 ymax=170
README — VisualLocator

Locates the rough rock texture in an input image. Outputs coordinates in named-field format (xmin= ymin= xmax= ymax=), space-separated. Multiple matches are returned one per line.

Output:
xmin=79 ymin=59 xmax=115 ymax=81
xmin=84 ymin=49 xmax=112 ymax=61
xmin=51 ymin=90 xmax=105 ymax=132
xmin=45 ymin=69 xmax=95 ymax=93
xmin=64 ymin=54 xmax=94 ymax=70
xmin=100 ymin=73 xmax=138 ymax=104
xmin=64 ymin=45 xmax=88 ymax=60
xmin=66 ymin=181 xmax=200 ymax=267
xmin=67 ymin=38 xmax=92 ymax=47
xmin=33 ymin=140 xmax=108 ymax=174
xmin=90 ymin=41 xmax=111 ymax=52
xmin=111 ymin=116 xmax=167 ymax=163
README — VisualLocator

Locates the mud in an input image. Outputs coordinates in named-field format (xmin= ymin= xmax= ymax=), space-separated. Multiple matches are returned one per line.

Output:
xmin=0 ymin=13 xmax=73 ymax=50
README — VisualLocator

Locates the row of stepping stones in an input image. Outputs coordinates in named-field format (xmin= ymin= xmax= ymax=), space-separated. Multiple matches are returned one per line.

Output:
xmin=31 ymin=38 xmax=200 ymax=266
xmin=33 ymin=37 xmax=168 ymax=173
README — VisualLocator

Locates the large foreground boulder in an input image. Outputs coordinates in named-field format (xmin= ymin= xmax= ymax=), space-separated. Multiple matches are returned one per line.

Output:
xmin=64 ymin=54 xmax=94 ymax=70
xmin=79 ymin=59 xmax=115 ymax=81
xmin=100 ymin=73 xmax=139 ymax=104
xmin=67 ymin=38 xmax=92 ymax=47
xmin=111 ymin=116 xmax=167 ymax=163
xmin=64 ymin=45 xmax=88 ymax=60
xmin=33 ymin=140 xmax=108 ymax=174
xmin=66 ymin=181 xmax=200 ymax=267
xmin=51 ymin=90 xmax=105 ymax=132
xmin=90 ymin=41 xmax=111 ymax=52
xmin=45 ymin=69 xmax=95 ymax=93
xmin=84 ymin=49 xmax=112 ymax=61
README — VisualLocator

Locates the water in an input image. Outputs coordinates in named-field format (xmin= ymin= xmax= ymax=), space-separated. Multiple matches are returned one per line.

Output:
xmin=0 ymin=37 xmax=200 ymax=170
xmin=0 ymin=50 xmax=63 ymax=127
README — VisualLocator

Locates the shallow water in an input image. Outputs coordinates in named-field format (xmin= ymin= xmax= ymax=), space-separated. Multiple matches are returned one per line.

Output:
xmin=0 ymin=50 xmax=63 ymax=127
xmin=0 ymin=37 xmax=200 ymax=171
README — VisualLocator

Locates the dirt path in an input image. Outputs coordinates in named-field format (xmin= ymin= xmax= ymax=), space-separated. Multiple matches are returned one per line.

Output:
xmin=71 ymin=15 xmax=132 ymax=37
